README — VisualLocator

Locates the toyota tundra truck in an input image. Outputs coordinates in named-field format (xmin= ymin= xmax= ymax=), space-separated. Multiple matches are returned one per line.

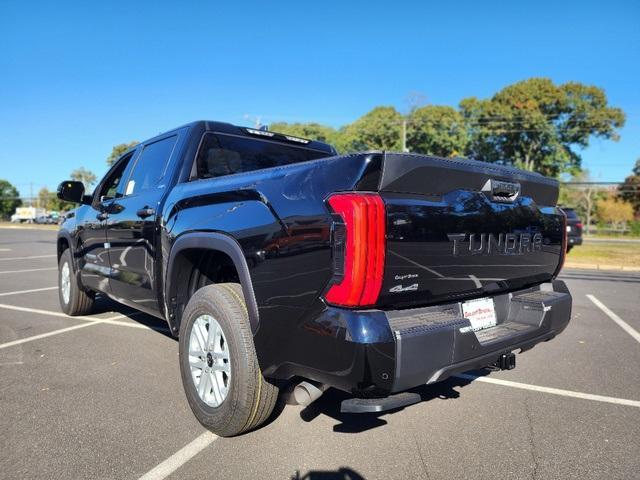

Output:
xmin=56 ymin=120 xmax=571 ymax=436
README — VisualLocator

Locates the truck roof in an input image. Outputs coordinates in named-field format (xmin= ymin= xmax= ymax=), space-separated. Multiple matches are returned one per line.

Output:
xmin=158 ymin=120 xmax=337 ymax=156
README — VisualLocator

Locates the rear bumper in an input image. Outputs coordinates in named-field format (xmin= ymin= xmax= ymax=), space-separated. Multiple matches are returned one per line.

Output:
xmin=568 ymin=236 xmax=583 ymax=246
xmin=389 ymin=280 xmax=571 ymax=392
xmin=283 ymin=281 xmax=571 ymax=398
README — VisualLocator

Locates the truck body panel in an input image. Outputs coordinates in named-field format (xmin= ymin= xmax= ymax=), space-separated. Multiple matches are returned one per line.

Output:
xmin=57 ymin=120 xmax=571 ymax=404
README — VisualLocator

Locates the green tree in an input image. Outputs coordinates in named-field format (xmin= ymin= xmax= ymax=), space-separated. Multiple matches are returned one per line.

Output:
xmin=619 ymin=159 xmax=640 ymax=216
xmin=569 ymin=170 xmax=606 ymax=235
xmin=269 ymin=122 xmax=339 ymax=147
xmin=70 ymin=167 xmax=97 ymax=191
xmin=0 ymin=179 xmax=22 ymax=220
xmin=407 ymin=105 xmax=468 ymax=157
xmin=337 ymin=106 xmax=403 ymax=153
xmin=107 ymin=141 xmax=139 ymax=166
xmin=460 ymin=78 xmax=625 ymax=176
xmin=558 ymin=182 xmax=582 ymax=211
xmin=38 ymin=187 xmax=53 ymax=210
xmin=596 ymin=196 xmax=634 ymax=230
xmin=37 ymin=187 xmax=74 ymax=212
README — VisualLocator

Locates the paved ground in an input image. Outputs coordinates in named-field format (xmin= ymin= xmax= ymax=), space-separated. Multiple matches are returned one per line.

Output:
xmin=584 ymin=237 xmax=640 ymax=244
xmin=0 ymin=228 xmax=639 ymax=480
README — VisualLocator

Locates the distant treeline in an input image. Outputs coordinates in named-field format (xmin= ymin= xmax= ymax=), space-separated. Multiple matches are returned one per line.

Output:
xmin=270 ymin=77 xmax=625 ymax=178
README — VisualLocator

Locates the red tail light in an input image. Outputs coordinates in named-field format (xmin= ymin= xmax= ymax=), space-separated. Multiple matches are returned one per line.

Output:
xmin=576 ymin=222 xmax=583 ymax=229
xmin=325 ymin=193 xmax=386 ymax=307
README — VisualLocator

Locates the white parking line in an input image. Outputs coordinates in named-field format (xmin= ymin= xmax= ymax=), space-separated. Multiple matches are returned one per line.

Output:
xmin=0 ymin=307 xmax=169 ymax=350
xmin=389 ymin=250 xmax=445 ymax=278
xmin=586 ymin=294 xmax=640 ymax=344
xmin=468 ymin=274 xmax=482 ymax=288
xmin=0 ymin=267 xmax=57 ymax=275
xmin=455 ymin=374 xmax=640 ymax=408
xmin=0 ymin=303 xmax=170 ymax=333
xmin=0 ymin=286 xmax=57 ymax=297
xmin=0 ymin=254 xmax=55 ymax=261
xmin=0 ymin=321 xmax=102 ymax=350
xmin=138 ymin=432 xmax=217 ymax=480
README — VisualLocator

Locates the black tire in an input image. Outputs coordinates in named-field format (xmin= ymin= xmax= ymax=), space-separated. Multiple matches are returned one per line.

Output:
xmin=178 ymin=283 xmax=279 ymax=437
xmin=58 ymin=249 xmax=94 ymax=316
xmin=567 ymin=245 xmax=573 ymax=253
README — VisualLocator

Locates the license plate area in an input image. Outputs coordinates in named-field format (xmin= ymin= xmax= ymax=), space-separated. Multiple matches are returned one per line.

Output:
xmin=461 ymin=297 xmax=497 ymax=333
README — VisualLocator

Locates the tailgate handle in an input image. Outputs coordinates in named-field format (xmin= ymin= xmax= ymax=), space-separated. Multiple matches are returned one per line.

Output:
xmin=482 ymin=179 xmax=520 ymax=202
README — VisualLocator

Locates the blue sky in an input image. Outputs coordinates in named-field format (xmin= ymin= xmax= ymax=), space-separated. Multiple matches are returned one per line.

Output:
xmin=1 ymin=0 xmax=639 ymax=196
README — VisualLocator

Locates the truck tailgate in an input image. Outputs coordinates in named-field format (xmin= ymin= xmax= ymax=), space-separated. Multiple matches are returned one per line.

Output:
xmin=377 ymin=153 xmax=564 ymax=308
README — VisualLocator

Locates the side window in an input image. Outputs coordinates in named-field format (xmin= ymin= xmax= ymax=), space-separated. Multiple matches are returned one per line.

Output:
xmin=96 ymin=152 xmax=135 ymax=202
xmin=124 ymin=136 xmax=177 ymax=196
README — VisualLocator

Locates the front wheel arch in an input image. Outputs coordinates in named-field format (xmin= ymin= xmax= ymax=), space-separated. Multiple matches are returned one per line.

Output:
xmin=58 ymin=248 xmax=94 ymax=316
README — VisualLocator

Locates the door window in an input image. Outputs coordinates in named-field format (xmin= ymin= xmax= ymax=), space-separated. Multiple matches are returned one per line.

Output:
xmin=95 ymin=152 xmax=135 ymax=203
xmin=124 ymin=136 xmax=177 ymax=196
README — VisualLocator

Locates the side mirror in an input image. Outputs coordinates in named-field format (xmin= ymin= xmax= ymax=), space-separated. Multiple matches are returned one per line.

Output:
xmin=57 ymin=181 xmax=86 ymax=204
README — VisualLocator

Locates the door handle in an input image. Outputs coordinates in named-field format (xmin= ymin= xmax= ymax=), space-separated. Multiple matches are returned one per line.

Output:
xmin=136 ymin=207 xmax=156 ymax=219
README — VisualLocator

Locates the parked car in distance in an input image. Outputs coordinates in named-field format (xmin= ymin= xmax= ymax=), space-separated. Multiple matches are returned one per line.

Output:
xmin=562 ymin=207 xmax=583 ymax=251
xmin=33 ymin=212 xmax=60 ymax=224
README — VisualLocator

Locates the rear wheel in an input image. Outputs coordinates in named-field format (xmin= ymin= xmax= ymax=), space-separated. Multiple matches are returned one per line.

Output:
xmin=58 ymin=249 xmax=94 ymax=316
xmin=178 ymin=283 xmax=278 ymax=437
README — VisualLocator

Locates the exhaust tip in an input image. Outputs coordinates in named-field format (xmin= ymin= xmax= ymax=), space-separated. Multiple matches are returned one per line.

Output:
xmin=293 ymin=381 xmax=327 ymax=407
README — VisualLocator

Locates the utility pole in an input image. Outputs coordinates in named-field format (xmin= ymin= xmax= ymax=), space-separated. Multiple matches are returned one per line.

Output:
xmin=401 ymin=119 xmax=409 ymax=152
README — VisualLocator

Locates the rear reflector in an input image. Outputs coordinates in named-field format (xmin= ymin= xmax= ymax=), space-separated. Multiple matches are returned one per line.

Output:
xmin=554 ymin=209 xmax=568 ymax=278
xmin=325 ymin=193 xmax=386 ymax=307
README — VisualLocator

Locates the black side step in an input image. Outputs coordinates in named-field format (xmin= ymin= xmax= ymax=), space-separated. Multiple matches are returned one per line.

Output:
xmin=340 ymin=392 xmax=421 ymax=414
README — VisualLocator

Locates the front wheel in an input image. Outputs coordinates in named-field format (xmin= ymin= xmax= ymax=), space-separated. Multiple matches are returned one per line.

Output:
xmin=58 ymin=249 xmax=94 ymax=316
xmin=178 ymin=283 xmax=279 ymax=437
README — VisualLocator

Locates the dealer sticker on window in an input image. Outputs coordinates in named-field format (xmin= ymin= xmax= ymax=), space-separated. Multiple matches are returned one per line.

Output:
xmin=461 ymin=297 xmax=497 ymax=333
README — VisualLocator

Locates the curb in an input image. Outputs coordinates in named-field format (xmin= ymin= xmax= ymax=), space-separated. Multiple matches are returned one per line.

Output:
xmin=0 ymin=224 xmax=58 ymax=231
xmin=564 ymin=262 xmax=640 ymax=272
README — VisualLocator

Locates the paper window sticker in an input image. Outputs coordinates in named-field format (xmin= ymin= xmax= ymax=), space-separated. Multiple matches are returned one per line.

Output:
xmin=125 ymin=180 xmax=135 ymax=195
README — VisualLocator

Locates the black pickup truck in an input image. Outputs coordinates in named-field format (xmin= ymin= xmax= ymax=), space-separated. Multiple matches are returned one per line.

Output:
xmin=57 ymin=120 xmax=571 ymax=436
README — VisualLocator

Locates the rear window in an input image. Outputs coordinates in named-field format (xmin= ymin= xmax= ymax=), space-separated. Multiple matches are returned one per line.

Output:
xmin=563 ymin=208 xmax=579 ymax=220
xmin=195 ymin=132 xmax=330 ymax=179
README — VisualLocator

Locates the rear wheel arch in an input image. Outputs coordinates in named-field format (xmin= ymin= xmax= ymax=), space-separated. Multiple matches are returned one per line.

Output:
xmin=165 ymin=232 xmax=260 ymax=337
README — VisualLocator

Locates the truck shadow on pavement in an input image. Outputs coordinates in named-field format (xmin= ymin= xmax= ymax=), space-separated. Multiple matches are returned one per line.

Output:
xmin=90 ymin=295 xmax=176 ymax=339
xmin=297 ymin=373 xmax=485 ymax=434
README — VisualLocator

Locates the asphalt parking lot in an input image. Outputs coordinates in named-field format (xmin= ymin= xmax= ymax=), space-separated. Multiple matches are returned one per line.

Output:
xmin=0 ymin=227 xmax=639 ymax=480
